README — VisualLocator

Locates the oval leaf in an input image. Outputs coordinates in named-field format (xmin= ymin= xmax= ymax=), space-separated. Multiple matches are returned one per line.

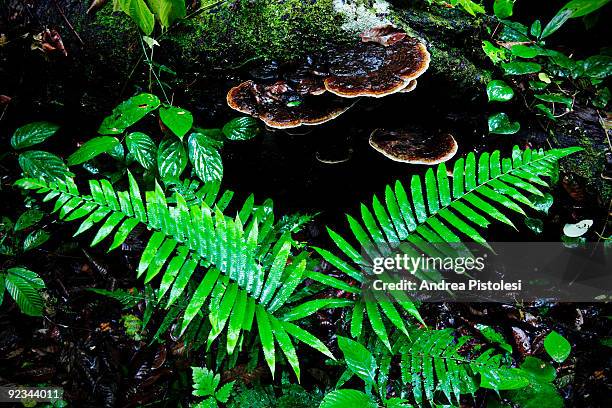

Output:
xmin=98 ymin=93 xmax=160 ymax=134
xmin=157 ymin=138 xmax=187 ymax=181
xmin=187 ymin=132 xmax=223 ymax=183
xmin=337 ymin=336 xmax=377 ymax=385
xmin=320 ymin=389 xmax=377 ymax=408
xmin=18 ymin=151 xmax=72 ymax=180
xmin=160 ymin=105 xmax=193 ymax=139
xmin=11 ymin=122 xmax=59 ymax=150
xmin=68 ymin=136 xmax=120 ymax=166
xmin=222 ymin=117 xmax=260 ymax=141
xmin=126 ymin=132 xmax=157 ymax=170
xmin=488 ymin=113 xmax=521 ymax=134
xmin=544 ymin=331 xmax=571 ymax=363
xmin=487 ymin=80 xmax=515 ymax=102
xmin=502 ymin=61 xmax=542 ymax=75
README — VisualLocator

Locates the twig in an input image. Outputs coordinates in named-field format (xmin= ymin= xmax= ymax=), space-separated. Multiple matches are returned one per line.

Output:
xmin=53 ymin=0 xmax=85 ymax=45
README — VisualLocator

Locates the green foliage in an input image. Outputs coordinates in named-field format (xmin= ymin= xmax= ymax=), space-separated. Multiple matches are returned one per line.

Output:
xmin=121 ymin=313 xmax=144 ymax=340
xmin=87 ymin=287 xmax=144 ymax=309
xmin=544 ymin=331 xmax=571 ymax=363
xmin=320 ymin=389 xmax=378 ymax=408
xmin=0 ymin=267 xmax=45 ymax=316
xmin=493 ymin=0 xmax=515 ymax=19
xmin=317 ymin=147 xmax=579 ymax=346
xmin=14 ymin=209 xmax=44 ymax=232
xmin=487 ymin=80 xmax=514 ymax=102
xmin=115 ymin=0 xmax=186 ymax=34
xmin=18 ymin=151 xmax=72 ymax=180
xmin=541 ymin=0 xmax=611 ymax=38
xmin=488 ymin=112 xmax=520 ymax=134
xmin=191 ymin=366 xmax=235 ymax=407
xmin=17 ymin=173 xmax=336 ymax=379
xmin=160 ymin=105 xmax=194 ymax=140
xmin=222 ymin=117 xmax=260 ymax=141
xmin=75 ymin=93 xmax=258 ymax=184
xmin=506 ymin=357 xmax=563 ymax=408
xmin=68 ymin=136 xmax=121 ymax=166
xmin=11 ymin=122 xmax=59 ymax=150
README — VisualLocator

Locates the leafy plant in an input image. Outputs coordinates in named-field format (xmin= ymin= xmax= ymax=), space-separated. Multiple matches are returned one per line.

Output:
xmin=316 ymin=146 xmax=580 ymax=346
xmin=68 ymin=93 xmax=258 ymax=185
xmin=17 ymin=173 xmax=338 ymax=379
xmin=10 ymin=122 xmax=72 ymax=180
xmin=321 ymin=330 xmax=527 ymax=407
xmin=0 ymin=267 xmax=46 ymax=316
xmin=114 ymin=0 xmax=187 ymax=35
xmin=191 ymin=366 xmax=235 ymax=407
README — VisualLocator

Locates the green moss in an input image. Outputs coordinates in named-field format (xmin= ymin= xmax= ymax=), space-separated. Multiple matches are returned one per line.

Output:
xmin=167 ymin=0 xmax=348 ymax=65
xmin=428 ymin=44 xmax=492 ymax=90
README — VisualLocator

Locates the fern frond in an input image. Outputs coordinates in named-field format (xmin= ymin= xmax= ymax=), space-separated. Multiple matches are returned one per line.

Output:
xmin=315 ymin=146 xmax=581 ymax=347
xmin=17 ymin=173 xmax=339 ymax=380
xmin=398 ymin=328 xmax=525 ymax=406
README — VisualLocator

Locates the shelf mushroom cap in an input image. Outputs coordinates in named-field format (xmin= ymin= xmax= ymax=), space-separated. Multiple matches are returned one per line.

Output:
xmin=324 ymin=27 xmax=430 ymax=98
xmin=369 ymin=129 xmax=458 ymax=165
xmin=227 ymin=80 xmax=354 ymax=129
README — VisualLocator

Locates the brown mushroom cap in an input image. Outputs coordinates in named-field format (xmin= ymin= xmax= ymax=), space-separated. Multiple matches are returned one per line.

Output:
xmin=227 ymin=80 xmax=354 ymax=129
xmin=399 ymin=79 xmax=417 ymax=93
xmin=369 ymin=129 xmax=458 ymax=165
xmin=324 ymin=27 xmax=430 ymax=98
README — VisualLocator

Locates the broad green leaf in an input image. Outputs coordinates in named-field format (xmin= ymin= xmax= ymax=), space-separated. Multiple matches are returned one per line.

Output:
xmin=14 ymin=209 xmax=44 ymax=231
xmin=510 ymin=45 xmax=540 ymax=59
xmin=534 ymin=93 xmax=573 ymax=108
xmin=11 ymin=122 xmax=59 ymax=149
xmin=541 ymin=8 xmax=573 ymax=38
xmin=494 ymin=0 xmax=515 ymax=19
xmin=561 ymin=0 xmax=611 ymax=18
xmin=5 ymin=268 xmax=45 ymax=316
xmin=482 ymin=41 xmax=509 ymax=64
xmin=18 ymin=151 xmax=72 ymax=180
xmin=581 ymin=55 xmax=612 ymax=79
xmin=157 ymin=138 xmax=187 ymax=181
xmin=480 ymin=367 xmax=529 ymax=390
xmin=255 ymin=305 xmax=276 ymax=378
xmin=520 ymin=357 xmax=556 ymax=382
xmin=126 ymin=132 xmax=157 ymax=170
xmin=160 ymin=105 xmax=193 ymax=139
xmin=117 ymin=0 xmax=155 ymax=35
xmin=98 ymin=93 xmax=160 ymax=134
xmin=488 ymin=113 xmax=520 ymax=134
xmin=319 ymin=389 xmax=377 ymax=408
xmin=502 ymin=61 xmax=542 ymax=75
xmin=544 ymin=331 xmax=571 ymax=362
xmin=487 ymin=80 xmax=514 ymax=102
xmin=337 ymin=336 xmax=377 ymax=385
xmin=535 ymin=104 xmax=556 ymax=120
xmin=222 ymin=117 xmax=259 ymax=141
xmin=187 ymin=132 xmax=223 ymax=183
xmin=68 ymin=136 xmax=120 ymax=166
xmin=530 ymin=20 xmax=542 ymax=37
xmin=147 ymin=0 xmax=186 ymax=28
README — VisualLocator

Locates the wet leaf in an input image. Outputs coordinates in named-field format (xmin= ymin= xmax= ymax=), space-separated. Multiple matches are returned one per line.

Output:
xmin=494 ymin=0 xmax=515 ymax=19
xmin=126 ymin=132 xmax=157 ymax=170
xmin=159 ymin=105 xmax=193 ymax=139
xmin=531 ymin=193 xmax=554 ymax=214
xmin=524 ymin=217 xmax=544 ymax=234
xmin=148 ymin=0 xmax=186 ymax=28
xmin=187 ymin=132 xmax=223 ymax=183
xmin=535 ymin=104 xmax=556 ymax=120
xmin=510 ymin=45 xmax=540 ymax=59
xmin=530 ymin=20 xmax=542 ymax=37
xmin=11 ymin=122 xmax=59 ymax=150
xmin=581 ymin=55 xmax=612 ymax=79
xmin=14 ymin=209 xmax=44 ymax=231
xmin=157 ymin=138 xmax=187 ymax=181
xmin=18 ymin=151 xmax=72 ymax=180
xmin=502 ymin=61 xmax=542 ymax=75
xmin=116 ymin=0 xmax=155 ymax=35
xmin=544 ymin=331 xmax=571 ymax=362
xmin=98 ymin=93 xmax=160 ymax=134
xmin=534 ymin=93 xmax=573 ymax=108
xmin=487 ymin=80 xmax=514 ymax=102
xmin=222 ymin=117 xmax=259 ymax=141
xmin=23 ymin=229 xmax=51 ymax=252
xmin=67 ymin=136 xmax=121 ymax=166
xmin=488 ymin=113 xmax=520 ymax=134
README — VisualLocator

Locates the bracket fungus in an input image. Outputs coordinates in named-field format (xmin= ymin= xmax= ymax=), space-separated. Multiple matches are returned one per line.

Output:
xmin=226 ymin=25 xmax=429 ymax=127
xmin=227 ymin=80 xmax=353 ymax=129
xmin=324 ymin=26 xmax=430 ymax=98
xmin=369 ymin=129 xmax=458 ymax=165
